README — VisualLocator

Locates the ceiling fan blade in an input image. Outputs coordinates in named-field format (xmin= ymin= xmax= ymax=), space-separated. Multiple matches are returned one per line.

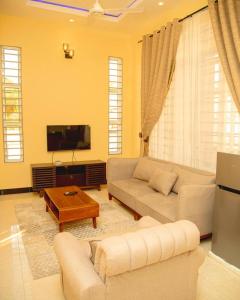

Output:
xmin=105 ymin=8 xmax=144 ymax=14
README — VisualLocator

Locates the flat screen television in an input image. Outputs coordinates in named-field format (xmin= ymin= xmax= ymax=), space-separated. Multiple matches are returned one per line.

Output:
xmin=47 ymin=125 xmax=91 ymax=151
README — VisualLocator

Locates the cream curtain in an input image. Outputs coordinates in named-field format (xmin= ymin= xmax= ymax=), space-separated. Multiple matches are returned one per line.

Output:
xmin=208 ymin=0 xmax=240 ymax=112
xmin=141 ymin=19 xmax=181 ymax=155
xmin=149 ymin=9 xmax=240 ymax=172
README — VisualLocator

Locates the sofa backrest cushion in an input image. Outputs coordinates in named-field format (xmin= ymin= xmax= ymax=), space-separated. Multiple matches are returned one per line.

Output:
xmin=94 ymin=220 xmax=200 ymax=281
xmin=149 ymin=169 xmax=178 ymax=196
xmin=172 ymin=166 xmax=216 ymax=193
xmin=133 ymin=157 xmax=173 ymax=182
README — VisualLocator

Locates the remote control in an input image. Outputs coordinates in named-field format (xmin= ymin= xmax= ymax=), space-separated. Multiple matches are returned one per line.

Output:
xmin=64 ymin=191 xmax=77 ymax=196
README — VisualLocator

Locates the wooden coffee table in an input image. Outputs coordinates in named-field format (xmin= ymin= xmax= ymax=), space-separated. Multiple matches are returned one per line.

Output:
xmin=43 ymin=186 xmax=99 ymax=232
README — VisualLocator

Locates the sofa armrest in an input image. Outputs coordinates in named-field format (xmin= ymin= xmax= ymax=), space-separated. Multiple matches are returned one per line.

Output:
xmin=177 ymin=184 xmax=216 ymax=235
xmin=54 ymin=232 xmax=105 ymax=300
xmin=107 ymin=158 xmax=139 ymax=183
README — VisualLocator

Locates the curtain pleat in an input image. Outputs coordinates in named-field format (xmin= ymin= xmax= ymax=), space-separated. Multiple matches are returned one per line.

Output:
xmin=208 ymin=0 xmax=240 ymax=112
xmin=149 ymin=9 xmax=240 ymax=172
xmin=140 ymin=20 xmax=182 ymax=155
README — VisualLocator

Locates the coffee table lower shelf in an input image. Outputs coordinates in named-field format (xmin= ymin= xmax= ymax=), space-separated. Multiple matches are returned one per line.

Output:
xmin=43 ymin=186 xmax=99 ymax=232
xmin=45 ymin=204 xmax=97 ymax=232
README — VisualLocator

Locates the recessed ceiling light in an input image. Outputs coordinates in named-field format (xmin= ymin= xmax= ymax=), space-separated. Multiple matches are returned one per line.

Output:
xmin=69 ymin=19 xmax=75 ymax=22
xmin=158 ymin=1 xmax=164 ymax=6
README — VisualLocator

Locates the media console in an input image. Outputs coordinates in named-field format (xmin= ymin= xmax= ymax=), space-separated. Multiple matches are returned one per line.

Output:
xmin=31 ymin=160 xmax=106 ymax=194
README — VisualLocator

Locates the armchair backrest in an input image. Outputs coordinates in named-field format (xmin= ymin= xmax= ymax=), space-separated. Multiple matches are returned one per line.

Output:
xmin=93 ymin=220 xmax=205 ymax=300
xmin=94 ymin=220 xmax=200 ymax=280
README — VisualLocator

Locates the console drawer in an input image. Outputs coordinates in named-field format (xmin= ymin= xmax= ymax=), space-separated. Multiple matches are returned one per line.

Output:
xmin=56 ymin=174 xmax=85 ymax=187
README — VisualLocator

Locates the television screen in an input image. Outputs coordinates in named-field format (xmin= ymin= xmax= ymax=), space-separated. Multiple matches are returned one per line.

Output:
xmin=47 ymin=125 xmax=91 ymax=151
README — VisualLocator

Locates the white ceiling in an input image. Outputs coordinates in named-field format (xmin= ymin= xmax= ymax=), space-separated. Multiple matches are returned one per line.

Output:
xmin=25 ymin=0 xmax=144 ymax=21
xmin=0 ymin=0 xmax=207 ymax=36
xmin=46 ymin=0 xmax=136 ymax=9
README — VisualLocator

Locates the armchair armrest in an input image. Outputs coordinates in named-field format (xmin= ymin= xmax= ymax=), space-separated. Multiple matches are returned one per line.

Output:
xmin=177 ymin=184 xmax=216 ymax=235
xmin=54 ymin=232 xmax=105 ymax=300
xmin=107 ymin=158 xmax=139 ymax=183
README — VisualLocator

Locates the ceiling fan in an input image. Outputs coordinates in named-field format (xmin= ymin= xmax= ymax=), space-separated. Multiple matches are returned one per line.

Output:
xmin=89 ymin=0 xmax=144 ymax=16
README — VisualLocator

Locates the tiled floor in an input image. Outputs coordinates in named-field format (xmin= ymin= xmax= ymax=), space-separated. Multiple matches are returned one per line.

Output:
xmin=0 ymin=190 xmax=212 ymax=300
xmin=0 ymin=192 xmax=64 ymax=300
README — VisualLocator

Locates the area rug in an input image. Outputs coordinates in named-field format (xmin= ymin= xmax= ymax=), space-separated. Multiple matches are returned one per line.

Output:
xmin=15 ymin=193 xmax=137 ymax=280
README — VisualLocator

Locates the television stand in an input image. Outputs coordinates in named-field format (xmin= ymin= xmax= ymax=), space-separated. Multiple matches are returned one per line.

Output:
xmin=31 ymin=160 xmax=106 ymax=194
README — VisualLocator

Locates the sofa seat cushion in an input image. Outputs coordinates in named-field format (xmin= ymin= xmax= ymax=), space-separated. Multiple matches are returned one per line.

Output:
xmin=136 ymin=192 xmax=178 ymax=223
xmin=172 ymin=166 xmax=216 ymax=193
xmin=108 ymin=178 xmax=154 ymax=210
xmin=133 ymin=157 xmax=173 ymax=181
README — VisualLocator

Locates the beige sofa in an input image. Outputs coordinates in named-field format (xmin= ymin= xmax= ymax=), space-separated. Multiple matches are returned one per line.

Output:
xmin=107 ymin=157 xmax=216 ymax=237
xmin=54 ymin=216 xmax=205 ymax=300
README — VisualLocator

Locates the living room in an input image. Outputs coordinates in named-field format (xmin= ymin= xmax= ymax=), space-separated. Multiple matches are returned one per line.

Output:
xmin=0 ymin=0 xmax=240 ymax=299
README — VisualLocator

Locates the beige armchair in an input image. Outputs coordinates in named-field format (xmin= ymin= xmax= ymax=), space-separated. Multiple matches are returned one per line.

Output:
xmin=54 ymin=217 xmax=205 ymax=300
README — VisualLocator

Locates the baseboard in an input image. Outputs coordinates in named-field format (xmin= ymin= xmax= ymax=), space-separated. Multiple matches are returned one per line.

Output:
xmin=0 ymin=187 xmax=33 ymax=195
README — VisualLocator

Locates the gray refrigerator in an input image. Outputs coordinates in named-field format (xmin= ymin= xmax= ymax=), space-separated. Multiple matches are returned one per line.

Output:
xmin=212 ymin=152 xmax=240 ymax=268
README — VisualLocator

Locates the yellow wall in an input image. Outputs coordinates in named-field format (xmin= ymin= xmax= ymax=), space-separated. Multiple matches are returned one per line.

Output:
xmin=0 ymin=14 xmax=136 ymax=189
xmin=0 ymin=1 xmax=207 ymax=189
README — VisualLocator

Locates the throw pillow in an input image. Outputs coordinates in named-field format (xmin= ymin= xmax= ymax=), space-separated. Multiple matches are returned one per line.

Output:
xmin=133 ymin=157 xmax=173 ymax=181
xmin=149 ymin=169 xmax=178 ymax=196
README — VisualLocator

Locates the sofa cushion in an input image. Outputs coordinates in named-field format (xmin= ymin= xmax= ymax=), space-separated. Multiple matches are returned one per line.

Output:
xmin=136 ymin=192 xmax=178 ymax=223
xmin=149 ymin=170 xmax=178 ymax=196
xmin=172 ymin=166 xmax=216 ymax=193
xmin=133 ymin=157 xmax=173 ymax=181
xmin=108 ymin=178 xmax=154 ymax=210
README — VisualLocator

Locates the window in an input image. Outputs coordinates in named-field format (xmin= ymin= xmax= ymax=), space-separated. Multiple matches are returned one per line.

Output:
xmin=1 ymin=46 xmax=23 ymax=162
xmin=108 ymin=57 xmax=122 ymax=155
xmin=149 ymin=10 xmax=240 ymax=172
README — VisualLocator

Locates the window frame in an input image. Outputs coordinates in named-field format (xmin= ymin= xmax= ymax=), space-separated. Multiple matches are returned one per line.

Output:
xmin=149 ymin=10 xmax=240 ymax=172
xmin=108 ymin=56 xmax=123 ymax=155
xmin=0 ymin=45 xmax=24 ymax=163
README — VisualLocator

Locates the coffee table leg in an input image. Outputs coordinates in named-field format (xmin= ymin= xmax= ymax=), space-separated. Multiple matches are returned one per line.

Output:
xmin=93 ymin=217 xmax=97 ymax=229
xmin=59 ymin=223 xmax=64 ymax=232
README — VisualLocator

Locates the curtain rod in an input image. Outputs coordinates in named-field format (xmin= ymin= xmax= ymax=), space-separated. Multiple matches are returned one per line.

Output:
xmin=137 ymin=5 xmax=208 ymax=43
